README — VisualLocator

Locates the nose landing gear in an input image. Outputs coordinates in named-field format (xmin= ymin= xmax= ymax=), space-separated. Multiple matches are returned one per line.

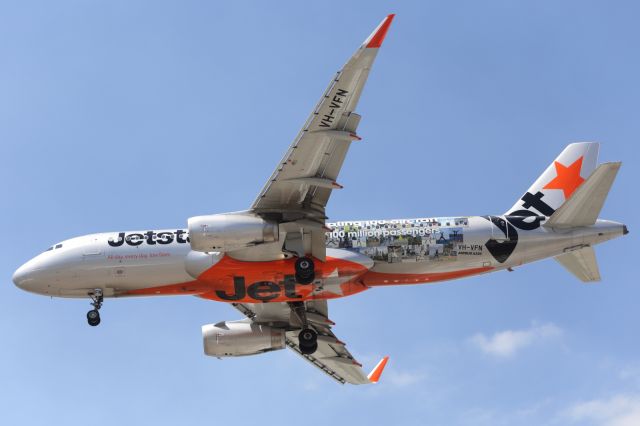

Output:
xmin=87 ymin=289 xmax=103 ymax=327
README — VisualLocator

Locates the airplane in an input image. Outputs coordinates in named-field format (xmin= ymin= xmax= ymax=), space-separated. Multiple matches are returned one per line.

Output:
xmin=12 ymin=14 xmax=628 ymax=385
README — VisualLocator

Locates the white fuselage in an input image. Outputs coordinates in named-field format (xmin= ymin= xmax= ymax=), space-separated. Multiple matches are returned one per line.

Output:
xmin=12 ymin=215 xmax=625 ymax=301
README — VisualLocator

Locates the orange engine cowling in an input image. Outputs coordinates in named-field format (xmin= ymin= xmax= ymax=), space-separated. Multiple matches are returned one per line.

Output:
xmin=202 ymin=320 xmax=285 ymax=357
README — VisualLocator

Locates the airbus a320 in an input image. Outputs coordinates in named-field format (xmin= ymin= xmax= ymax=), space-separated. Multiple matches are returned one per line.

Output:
xmin=13 ymin=14 xmax=628 ymax=385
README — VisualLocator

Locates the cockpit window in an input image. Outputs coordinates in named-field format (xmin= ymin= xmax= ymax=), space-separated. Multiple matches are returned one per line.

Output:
xmin=45 ymin=243 xmax=64 ymax=253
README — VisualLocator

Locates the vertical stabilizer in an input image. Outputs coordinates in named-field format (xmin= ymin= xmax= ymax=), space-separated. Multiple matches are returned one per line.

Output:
xmin=507 ymin=143 xmax=599 ymax=217
xmin=544 ymin=162 xmax=621 ymax=228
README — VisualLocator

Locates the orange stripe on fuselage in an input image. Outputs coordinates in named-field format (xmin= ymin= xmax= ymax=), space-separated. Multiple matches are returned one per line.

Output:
xmin=196 ymin=255 xmax=370 ymax=303
xmin=122 ymin=257 xmax=493 ymax=301
xmin=361 ymin=266 xmax=494 ymax=286
xmin=123 ymin=255 xmax=371 ymax=302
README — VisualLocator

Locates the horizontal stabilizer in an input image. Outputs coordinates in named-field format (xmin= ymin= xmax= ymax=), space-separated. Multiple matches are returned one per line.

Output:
xmin=544 ymin=162 xmax=621 ymax=229
xmin=555 ymin=246 xmax=601 ymax=282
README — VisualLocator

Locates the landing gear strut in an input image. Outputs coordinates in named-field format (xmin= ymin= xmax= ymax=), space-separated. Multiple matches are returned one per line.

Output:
xmin=294 ymin=256 xmax=315 ymax=284
xmin=87 ymin=289 xmax=103 ymax=327
xmin=289 ymin=302 xmax=318 ymax=355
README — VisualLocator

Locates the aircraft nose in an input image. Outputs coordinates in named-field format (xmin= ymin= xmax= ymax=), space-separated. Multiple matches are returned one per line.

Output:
xmin=12 ymin=255 xmax=52 ymax=293
xmin=13 ymin=250 xmax=76 ymax=296
xmin=12 ymin=260 xmax=36 ymax=289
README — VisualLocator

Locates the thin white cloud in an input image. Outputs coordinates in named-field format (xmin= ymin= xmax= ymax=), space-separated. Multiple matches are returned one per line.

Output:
xmin=619 ymin=364 xmax=640 ymax=387
xmin=386 ymin=369 xmax=425 ymax=388
xmin=470 ymin=322 xmax=562 ymax=358
xmin=301 ymin=379 xmax=321 ymax=391
xmin=565 ymin=394 xmax=640 ymax=426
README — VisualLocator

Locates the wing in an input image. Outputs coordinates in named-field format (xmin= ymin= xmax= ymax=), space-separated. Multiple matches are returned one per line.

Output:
xmin=231 ymin=301 xmax=388 ymax=385
xmin=251 ymin=14 xmax=395 ymax=223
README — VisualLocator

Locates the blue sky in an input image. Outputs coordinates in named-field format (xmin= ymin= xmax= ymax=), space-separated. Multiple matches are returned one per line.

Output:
xmin=1 ymin=1 xmax=639 ymax=425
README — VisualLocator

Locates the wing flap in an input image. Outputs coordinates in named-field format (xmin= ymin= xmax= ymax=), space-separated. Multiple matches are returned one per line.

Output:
xmin=286 ymin=330 xmax=371 ymax=385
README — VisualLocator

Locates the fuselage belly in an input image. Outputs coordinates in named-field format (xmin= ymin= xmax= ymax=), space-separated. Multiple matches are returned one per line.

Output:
xmin=13 ymin=215 xmax=624 ymax=303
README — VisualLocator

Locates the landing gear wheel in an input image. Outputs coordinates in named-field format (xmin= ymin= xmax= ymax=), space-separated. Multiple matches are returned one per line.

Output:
xmin=295 ymin=257 xmax=315 ymax=284
xmin=299 ymin=341 xmax=318 ymax=355
xmin=298 ymin=328 xmax=318 ymax=354
xmin=299 ymin=328 xmax=317 ymax=345
xmin=87 ymin=309 xmax=101 ymax=326
xmin=87 ymin=289 xmax=103 ymax=327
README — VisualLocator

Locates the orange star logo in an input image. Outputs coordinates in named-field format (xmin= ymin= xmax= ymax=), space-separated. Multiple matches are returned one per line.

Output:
xmin=543 ymin=157 xmax=585 ymax=199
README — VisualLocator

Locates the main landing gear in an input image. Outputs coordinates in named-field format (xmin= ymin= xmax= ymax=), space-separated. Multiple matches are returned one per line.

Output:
xmin=87 ymin=289 xmax=103 ymax=327
xmin=294 ymin=256 xmax=315 ymax=284
xmin=289 ymin=302 xmax=318 ymax=355
xmin=298 ymin=328 xmax=318 ymax=355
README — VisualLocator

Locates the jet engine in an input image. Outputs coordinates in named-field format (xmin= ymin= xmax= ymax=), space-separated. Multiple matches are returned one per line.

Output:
xmin=202 ymin=320 xmax=286 ymax=357
xmin=188 ymin=211 xmax=278 ymax=252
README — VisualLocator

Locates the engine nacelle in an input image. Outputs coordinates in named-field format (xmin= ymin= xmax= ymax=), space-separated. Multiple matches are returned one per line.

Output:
xmin=202 ymin=320 xmax=286 ymax=357
xmin=188 ymin=211 xmax=278 ymax=252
